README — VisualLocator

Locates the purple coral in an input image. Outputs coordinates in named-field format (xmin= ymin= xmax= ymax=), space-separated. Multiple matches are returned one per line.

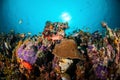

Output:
xmin=17 ymin=42 xmax=37 ymax=65
xmin=95 ymin=65 xmax=108 ymax=80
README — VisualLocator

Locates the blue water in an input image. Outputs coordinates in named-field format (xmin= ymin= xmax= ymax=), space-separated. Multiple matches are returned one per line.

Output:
xmin=0 ymin=0 xmax=120 ymax=35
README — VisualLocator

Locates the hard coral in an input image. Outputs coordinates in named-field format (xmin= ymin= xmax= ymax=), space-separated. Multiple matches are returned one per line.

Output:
xmin=53 ymin=39 xmax=85 ymax=60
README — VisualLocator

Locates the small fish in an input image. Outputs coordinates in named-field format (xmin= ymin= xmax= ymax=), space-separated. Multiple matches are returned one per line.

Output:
xmin=101 ymin=22 xmax=107 ymax=28
xmin=77 ymin=46 xmax=81 ymax=49
xmin=71 ymin=33 xmax=79 ymax=37
xmin=18 ymin=19 xmax=23 ymax=24
xmin=73 ymin=30 xmax=77 ymax=33
xmin=10 ymin=29 xmax=14 ymax=32
xmin=4 ymin=42 xmax=9 ymax=49
xmin=86 ymin=27 xmax=90 ymax=30
xmin=20 ymin=33 xmax=25 ymax=38
xmin=27 ymin=32 xmax=31 ymax=35
xmin=6 ymin=49 xmax=9 ymax=55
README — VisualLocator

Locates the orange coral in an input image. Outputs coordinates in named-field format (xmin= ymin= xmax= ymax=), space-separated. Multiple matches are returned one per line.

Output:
xmin=20 ymin=60 xmax=32 ymax=70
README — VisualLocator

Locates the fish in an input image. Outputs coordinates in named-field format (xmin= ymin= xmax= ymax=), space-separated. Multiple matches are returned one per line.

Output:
xmin=77 ymin=46 xmax=81 ymax=49
xmin=86 ymin=27 xmax=90 ymax=30
xmin=20 ymin=33 xmax=25 ymax=38
xmin=18 ymin=19 xmax=23 ymax=24
xmin=27 ymin=32 xmax=31 ymax=35
xmin=101 ymin=22 xmax=107 ymax=28
xmin=71 ymin=33 xmax=79 ymax=37
xmin=10 ymin=29 xmax=14 ymax=32
xmin=4 ymin=42 xmax=9 ymax=49
xmin=73 ymin=30 xmax=77 ymax=33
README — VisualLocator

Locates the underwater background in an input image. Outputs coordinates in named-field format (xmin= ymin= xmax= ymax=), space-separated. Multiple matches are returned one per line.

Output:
xmin=0 ymin=0 xmax=120 ymax=35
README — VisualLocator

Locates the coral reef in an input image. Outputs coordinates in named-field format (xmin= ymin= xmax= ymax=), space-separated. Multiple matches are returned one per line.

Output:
xmin=0 ymin=21 xmax=120 ymax=80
